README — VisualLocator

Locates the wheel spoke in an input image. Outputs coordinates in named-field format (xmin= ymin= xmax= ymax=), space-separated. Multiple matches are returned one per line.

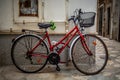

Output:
xmin=23 ymin=36 xmax=30 ymax=51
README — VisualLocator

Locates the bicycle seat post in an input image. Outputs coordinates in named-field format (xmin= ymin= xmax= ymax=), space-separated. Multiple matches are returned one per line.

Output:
xmin=44 ymin=28 xmax=47 ymax=33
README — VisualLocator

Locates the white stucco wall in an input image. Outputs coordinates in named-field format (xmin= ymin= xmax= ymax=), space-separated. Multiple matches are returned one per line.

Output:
xmin=0 ymin=0 xmax=97 ymax=34
xmin=0 ymin=0 xmax=13 ymax=30
xmin=68 ymin=0 xmax=97 ymax=33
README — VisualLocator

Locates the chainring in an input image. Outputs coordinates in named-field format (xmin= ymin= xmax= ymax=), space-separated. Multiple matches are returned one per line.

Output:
xmin=48 ymin=53 xmax=60 ymax=65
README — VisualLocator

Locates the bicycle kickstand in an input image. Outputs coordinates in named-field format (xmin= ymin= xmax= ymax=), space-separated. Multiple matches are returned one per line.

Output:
xmin=56 ymin=64 xmax=61 ymax=71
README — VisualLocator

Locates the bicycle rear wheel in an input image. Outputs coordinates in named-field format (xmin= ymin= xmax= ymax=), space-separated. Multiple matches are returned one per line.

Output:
xmin=11 ymin=34 xmax=49 ymax=73
xmin=71 ymin=34 xmax=108 ymax=75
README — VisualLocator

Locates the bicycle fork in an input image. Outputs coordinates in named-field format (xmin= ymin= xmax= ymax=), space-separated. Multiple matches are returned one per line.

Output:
xmin=79 ymin=34 xmax=93 ymax=56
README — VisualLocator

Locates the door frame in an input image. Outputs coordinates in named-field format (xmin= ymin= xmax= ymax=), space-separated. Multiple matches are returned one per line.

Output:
xmin=98 ymin=4 xmax=104 ymax=36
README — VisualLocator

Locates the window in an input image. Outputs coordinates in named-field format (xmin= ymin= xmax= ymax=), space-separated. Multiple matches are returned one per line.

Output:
xmin=19 ymin=0 xmax=38 ymax=17
xmin=14 ymin=0 xmax=41 ymax=23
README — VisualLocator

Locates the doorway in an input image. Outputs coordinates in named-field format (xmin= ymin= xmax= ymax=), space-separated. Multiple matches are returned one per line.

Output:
xmin=118 ymin=17 xmax=120 ymax=41
xmin=107 ymin=7 xmax=111 ymax=37
xmin=98 ymin=7 xmax=104 ymax=36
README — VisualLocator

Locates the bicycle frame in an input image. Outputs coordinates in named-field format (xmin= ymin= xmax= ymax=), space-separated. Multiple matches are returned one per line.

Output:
xmin=30 ymin=25 xmax=92 ymax=57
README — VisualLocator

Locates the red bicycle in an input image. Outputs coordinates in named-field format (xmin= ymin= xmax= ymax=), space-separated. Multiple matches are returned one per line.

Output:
xmin=11 ymin=9 xmax=108 ymax=75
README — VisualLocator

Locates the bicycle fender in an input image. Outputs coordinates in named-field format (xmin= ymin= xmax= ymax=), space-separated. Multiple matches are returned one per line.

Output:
xmin=69 ymin=36 xmax=80 ymax=60
xmin=12 ymin=34 xmax=47 ymax=46
xmin=12 ymin=34 xmax=27 ymax=43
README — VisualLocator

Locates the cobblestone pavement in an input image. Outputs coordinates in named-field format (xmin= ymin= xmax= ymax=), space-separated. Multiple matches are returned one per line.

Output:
xmin=0 ymin=36 xmax=120 ymax=80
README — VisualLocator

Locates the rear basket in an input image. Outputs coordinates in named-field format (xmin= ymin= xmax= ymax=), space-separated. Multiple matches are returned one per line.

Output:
xmin=80 ymin=12 xmax=96 ymax=27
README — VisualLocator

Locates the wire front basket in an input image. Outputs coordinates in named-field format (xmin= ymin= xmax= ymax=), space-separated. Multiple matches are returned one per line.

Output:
xmin=80 ymin=12 xmax=96 ymax=27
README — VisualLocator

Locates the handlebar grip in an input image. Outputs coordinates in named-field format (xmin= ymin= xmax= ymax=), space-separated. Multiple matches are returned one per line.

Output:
xmin=68 ymin=18 xmax=73 ymax=22
xmin=68 ymin=16 xmax=75 ymax=22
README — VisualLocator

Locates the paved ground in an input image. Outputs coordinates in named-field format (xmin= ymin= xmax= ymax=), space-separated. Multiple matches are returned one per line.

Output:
xmin=0 ymin=36 xmax=120 ymax=80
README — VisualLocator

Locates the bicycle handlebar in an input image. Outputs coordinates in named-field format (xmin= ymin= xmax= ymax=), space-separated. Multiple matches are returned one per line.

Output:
xmin=68 ymin=9 xmax=83 ymax=25
xmin=68 ymin=16 xmax=75 ymax=22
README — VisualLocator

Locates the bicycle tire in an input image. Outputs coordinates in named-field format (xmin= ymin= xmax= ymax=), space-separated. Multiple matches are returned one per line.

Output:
xmin=71 ymin=34 xmax=108 ymax=75
xmin=11 ymin=34 xmax=49 ymax=73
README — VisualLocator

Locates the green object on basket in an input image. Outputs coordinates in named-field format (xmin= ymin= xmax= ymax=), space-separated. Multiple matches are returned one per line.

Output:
xmin=50 ymin=21 xmax=56 ymax=30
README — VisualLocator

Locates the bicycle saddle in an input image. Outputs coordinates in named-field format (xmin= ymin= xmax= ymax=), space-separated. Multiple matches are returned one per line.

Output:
xmin=38 ymin=23 xmax=52 ymax=29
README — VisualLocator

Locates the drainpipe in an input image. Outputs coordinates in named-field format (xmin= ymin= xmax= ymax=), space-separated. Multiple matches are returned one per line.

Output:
xmin=11 ymin=0 xmax=15 ymax=32
xmin=41 ymin=0 xmax=45 ymax=22
xmin=65 ymin=0 xmax=70 ymax=66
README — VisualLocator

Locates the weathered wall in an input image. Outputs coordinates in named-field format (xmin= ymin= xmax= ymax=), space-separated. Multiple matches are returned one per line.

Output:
xmin=113 ymin=0 xmax=120 ymax=40
xmin=0 ymin=0 xmax=97 ymax=33
xmin=0 ymin=0 xmax=97 ymax=66
xmin=0 ymin=0 xmax=13 ymax=30
xmin=97 ymin=0 xmax=120 ymax=41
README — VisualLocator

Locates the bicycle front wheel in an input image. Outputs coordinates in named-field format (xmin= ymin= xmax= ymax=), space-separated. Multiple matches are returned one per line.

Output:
xmin=71 ymin=34 xmax=108 ymax=75
xmin=11 ymin=34 xmax=49 ymax=73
